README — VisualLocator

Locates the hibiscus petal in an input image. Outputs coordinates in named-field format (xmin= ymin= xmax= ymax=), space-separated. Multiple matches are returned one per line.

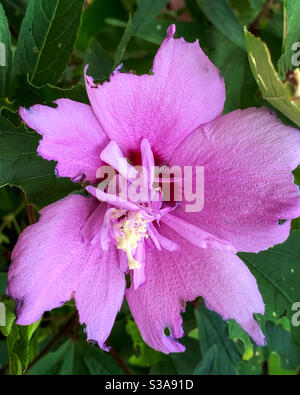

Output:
xmin=126 ymin=223 xmax=265 ymax=354
xmin=161 ymin=212 xmax=235 ymax=252
xmin=85 ymin=24 xmax=225 ymax=163
xmin=148 ymin=223 xmax=179 ymax=251
xmin=19 ymin=99 xmax=109 ymax=183
xmin=74 ymin=243 xmax=125 ymax=351
xmin=80 ymin=202 xmax=107 ymax=245
xmin=100 ymin=140 xmax=139 ymax=181
xmin=86 ymin=185 xmax=140 ymax=211
xmin=170 ymin=108 xmax=300 ymax=253
xmin=132 ymin=242 xmax=146 ymax=290
xmin=141 ymin=139 xmax=155 ymax=192
xmin=7 ymin=194 xmax=125 ymax=350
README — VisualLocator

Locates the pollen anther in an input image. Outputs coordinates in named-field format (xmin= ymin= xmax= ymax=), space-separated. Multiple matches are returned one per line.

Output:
xmin=114 ymin=212 xmax=149 ymax=269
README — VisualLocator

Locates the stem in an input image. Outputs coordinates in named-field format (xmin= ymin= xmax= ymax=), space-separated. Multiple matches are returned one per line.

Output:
xmin=12 ymin=218 xmax=21 ymax=235
xmin=262 ymin=360 xmax=269 ymax=375
xmin=9 ymin=26 xmax=18 ymax=39
xmin=106 ymin=341 xmax=131 ymax=375
xmin=0 ymin=202 xmax=25 ymax=234
xmin=23 ymin=192 xmax=36 ymax=225
xmin=248 ymin=0 xmax=273 ymax=34
xmin=26 ymin=204 xmax=36 ymax=225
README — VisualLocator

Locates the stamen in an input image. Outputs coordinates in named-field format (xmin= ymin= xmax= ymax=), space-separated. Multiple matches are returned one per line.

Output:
xmin=114 ymin=212 xmax=149 ymax=270
xmin=93 ymin=140 xmax=179 ymax=271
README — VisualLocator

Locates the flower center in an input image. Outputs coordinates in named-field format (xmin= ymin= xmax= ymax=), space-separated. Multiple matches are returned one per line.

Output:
xmin=113 ymin=211 xmax=149 ymax=269
xmin=86 ymin=139 xmax=180 ymax=273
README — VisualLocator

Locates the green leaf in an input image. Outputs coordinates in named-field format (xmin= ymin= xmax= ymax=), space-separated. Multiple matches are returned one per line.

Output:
xmin=105 ymin=18 xmax=203 ymax=47
xmin=149 ymin=357 xmax=177 ymax=375
xmin=291 ymin=324 xmax=300 ymax=350
xmin=0 ymin=4 xmax=12 ymax=98
xmin=265 ymin=321 xmax=300 ymax=370
xmin=0 ymin=340 xmax=8 ymax=369
xmin=27 ymin=339 xmax=122 ymax=375
xmin=229 ymin=0 xmax=261 ymax=26
xmin=268 ymin=352 xmax=298 ymax=375
xmin=84 ymin=39 xmax=114 ymax=82
xmin=0 ymin=115 xmax=80 ymax=209
xmin=245 ymin=29 xmax=300 ymax=127
xmin=278 ymin=0 xmax=300 ymax=76
xmin=208 ymin=29 xmax=260 ymax=113
xmin=0 ymin=297 xmax=15 ymax=337
xmin=76 ymin=0 xmax=126 ymax=51
xmin=114 ymin=15 xmax=132 ymax=69
xmin=265 ymin=11 xmax=284 ymax=40
xmin=13 ymin=0 xmax=84 ymax=86
xmin=197 ymin=0 xmax=245 ymax=49
xmin=228 ymin=320 xmax=254 ymax=361
xmin=14 ymin=75 xmax=89 ymax=108
xmin=0 ymin=272 xmax=7 ymax=296
xmin=170 ymin=337 xmax=202 ymax=374
xmin=193 ymin=345 xmax=218 ymax=375
xmin=248 ymin=0 xmax=265 ymax=13
xmin=0 ymin=294 xmax=40 ymax=374
xmin=132 ymin=0 xmax=169 ymax=35
xmin=1 ymin=0 xmax=29 ymax=34
xmin=125 ymin=319 xmax=163 ymax=367
xmin=237 ymin=347 xmax=264 ymax=375
xmin=0 ymin=186 xmax=23 ymax=218
xmin=133 ymin=19 xmax=203 ymax=46
xmin=239 ymin=231 xmax=300 ymax=322
xmin=195 ymin=305 xmax=242 ymax=375
xmin=7 ymin=325 xmax=22 ymax=375
xmin=7 ymin=319 xmax=41 ymax=375
xmin=149 ymin=335 xmax=201 ymax=375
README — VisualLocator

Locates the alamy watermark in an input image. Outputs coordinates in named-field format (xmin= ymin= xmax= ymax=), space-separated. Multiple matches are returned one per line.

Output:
xmin=292 ymin=42 xmax=300 ymax=67
xmin=0 ymin=302 xmax=5 ymax=326
xmin=95 ymin=163 xmax=205 ymax=213
xmin=0 ymin=42 xmax=5 ymax=67
xmin=291 ymin=302 xmax=300 ymax=327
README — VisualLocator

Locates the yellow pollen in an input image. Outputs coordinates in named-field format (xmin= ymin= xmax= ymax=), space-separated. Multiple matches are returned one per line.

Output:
xmin=115 ymin=212 xmax=148 ymax=269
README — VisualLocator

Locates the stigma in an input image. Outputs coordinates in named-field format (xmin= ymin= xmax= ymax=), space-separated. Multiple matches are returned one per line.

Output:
xmin=113 ymin=211 xmax=149 ymax=269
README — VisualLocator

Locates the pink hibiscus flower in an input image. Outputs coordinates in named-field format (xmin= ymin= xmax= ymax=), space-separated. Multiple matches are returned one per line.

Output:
xmin=7 ymin=25 xmax=300 ymax=353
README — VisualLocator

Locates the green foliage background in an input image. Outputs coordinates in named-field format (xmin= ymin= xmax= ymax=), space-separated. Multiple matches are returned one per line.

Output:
xmin=0 ymin=0 xmax=300 ymax=375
